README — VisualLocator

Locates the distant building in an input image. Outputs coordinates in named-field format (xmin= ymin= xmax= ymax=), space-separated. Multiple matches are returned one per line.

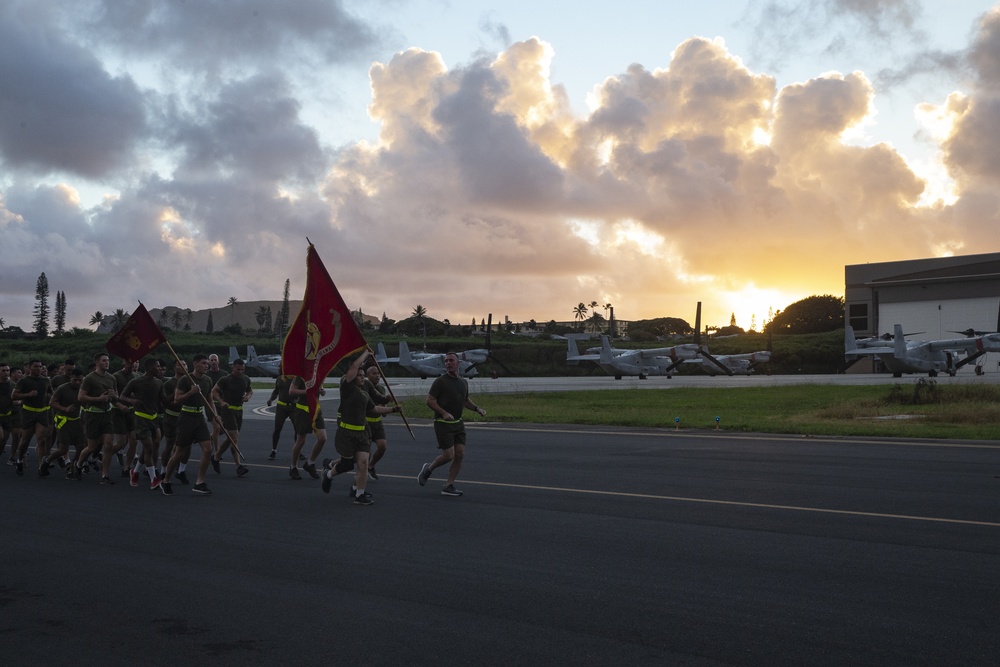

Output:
xmin=845 ymin=252 xmax=1000 ymax=374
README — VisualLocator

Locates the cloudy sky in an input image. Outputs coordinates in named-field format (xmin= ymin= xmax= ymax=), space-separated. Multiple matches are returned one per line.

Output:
xmin=2 ymin=0 xmax=1000 ymax=333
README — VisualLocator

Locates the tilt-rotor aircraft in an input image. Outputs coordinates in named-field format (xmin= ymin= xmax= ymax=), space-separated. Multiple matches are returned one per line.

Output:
xmin=845 ymin=320 xmax=1000 ymax=377
xmin=566 ymin=335 xmax=700 ymax=379
xmin=376 ymin=315 xmax=498 ymax=379
xmin=228 ymin=345 xmax=282 ymax=377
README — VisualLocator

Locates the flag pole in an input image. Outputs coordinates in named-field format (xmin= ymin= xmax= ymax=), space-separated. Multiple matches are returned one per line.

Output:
xmin=368 ymin=346 xmax=415 ymax=440
xmin=163 ymin=341 xmax=244 ymax=463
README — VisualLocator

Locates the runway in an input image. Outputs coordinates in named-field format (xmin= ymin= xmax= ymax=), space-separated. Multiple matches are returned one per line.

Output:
xmin=3 ymin=418 xmax=999 ymax=665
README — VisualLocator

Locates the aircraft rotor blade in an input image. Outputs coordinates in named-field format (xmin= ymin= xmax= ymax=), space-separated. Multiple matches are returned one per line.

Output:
xmin=700 ymin=348 xmax=733 ymax=376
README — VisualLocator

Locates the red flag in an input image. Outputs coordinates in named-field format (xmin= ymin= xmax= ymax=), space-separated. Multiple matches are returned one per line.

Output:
xmin=105 ymin=303 xmax=168 ymax=363
xmin=282 ymin=244 xmax=367 ymax=426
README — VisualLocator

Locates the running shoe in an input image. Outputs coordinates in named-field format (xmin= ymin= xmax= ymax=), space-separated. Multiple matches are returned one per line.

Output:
xmin=322 ymin=458 xmax=332 ymax=470
xmin=151 ymin=476 xmax=162 ymax=490
xmin=441 ymin=484 xmax=463 ymax=497
xmin=236 ymin=465 xmax=249 ymax=477
xmin=38 ymin=461 xmax=51 ymax=477
xmin=289 ymin=467 xmax=301 ymax=480
xmin=160 ymin=481 xmax=173 ymax=496
xmin=267 ymin=450 xmax=276 ymax=460
xmin=353 ymin=493 xmax=374 ymax=506
xmin=193 ymin=482 xmax=212 ymax=495
xmin=100 ymin=476 xmax=115 ymax=485
xmin=367 ymin=467 xmax=379 ymax=481
xmin=129 ymin=470 xmax=139 ymax=487
xmin=321 ymin=471 xmax=332 ymax=494
xmin=349 ymin=488 xmax=373 ymax=499
xmin=15 ymin=460 xmax=23 ymax=476
xmin=417 ymin=463 xmax=431 ymax=486
xmin=210 ymin=457 xmax=221 ymax=474
xmin=176 ymin=470 xmax=190 ymax=485
xmin=302 ymin=462 xmax=319 ymax=479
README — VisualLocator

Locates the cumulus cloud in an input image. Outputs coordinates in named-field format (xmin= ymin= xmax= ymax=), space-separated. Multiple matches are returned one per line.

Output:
xmin=0 ymin=3 xmax=145 ymax=178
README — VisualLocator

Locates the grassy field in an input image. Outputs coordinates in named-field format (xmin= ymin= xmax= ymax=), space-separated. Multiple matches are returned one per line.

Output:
xmin=392 ymin=383 xmax=1000 ymax=441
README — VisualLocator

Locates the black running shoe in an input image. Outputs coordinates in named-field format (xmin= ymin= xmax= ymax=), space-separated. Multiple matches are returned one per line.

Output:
xmin=350 ymin=488 xmax=373 ymax=499
xmin=160 ymin=481 xmax=174 ymax=496
xmin=267 ymin=450 xmax=276 ymax=461
xmin=322 ymin=457 xmax=332 ymax=470
xmin=322 ymin=472 xmax=332 ymax=494
xmin=353 ymin=493 xmax=374 ymax=506
xmin=367 ymin=467 xmax=379 ymax=481
xmin=441 ymin=484 xmax=463 ymax=497
xmin=100 ymin=476 xmax=115 ymax=485
xmin=210 ymin=457 xmax=221 ymax=474
xmin=289 ymin=467 xmax=301 ymax=480
xmin=417 ymin=463 xmax=430 ymax=486
xmin=176 ymin=470 xmax=190 ymax=485
xmin=236 ymin=465 xmax=249 ymax=477
xmin=193 ymin=482 xmax=212 ymax=495
xmin=303 ymin=462 xmax=319 ymax=479
xmin=15 ymin=460 xmax=24 ymax=476
xmin=39 ymin=460 xmax=51 ymax=477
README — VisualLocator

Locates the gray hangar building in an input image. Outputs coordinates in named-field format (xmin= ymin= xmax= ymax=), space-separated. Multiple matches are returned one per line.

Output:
xmin=844 ymin=252 xmax=1000 ymax=375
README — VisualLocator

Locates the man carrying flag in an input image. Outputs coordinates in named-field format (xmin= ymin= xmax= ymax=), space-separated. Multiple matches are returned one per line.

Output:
xmin=281 ymin=243 xmax=368 ymax=431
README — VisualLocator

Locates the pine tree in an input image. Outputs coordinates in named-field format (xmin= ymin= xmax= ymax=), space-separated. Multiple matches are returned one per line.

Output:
xmin=279 ymin=278 xmax=291 ymax=335
xmin=54 ymin=290 xmax=66 ymax=335
xmin=33 ymin=272 xmax=50 ymax=337
xmin=206 ymin=310 xmax=214 ymax=333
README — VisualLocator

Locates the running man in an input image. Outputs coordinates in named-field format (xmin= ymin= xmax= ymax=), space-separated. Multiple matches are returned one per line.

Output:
xmin=160 ymin=354 xmax=218 ymax=496
xmin=74 ymin=352 xmax=118 ymax=484
xmin=120 ymin=358 xmax=165 ymax=489
xmin=287 ymin=376 xmax=327 ymax=480
xmin=210 ymin=358 xmax=251 ymax=477
xmin=321 ymin=350 xmax=399 ymax=505
xmin=12 ymin=359 xmax=52 ymax=477
xmin=265 ymin=373 xmax=295 ymax=460
xmin=43 ymin=369 xmax=86 ymax=477
xmin=418 ymin=352 xmax=486 ymax=497
xmin=0 ymin=362 xmax=14 ymax=465
xmin=363 ymin=363 xmax=392 ymax=480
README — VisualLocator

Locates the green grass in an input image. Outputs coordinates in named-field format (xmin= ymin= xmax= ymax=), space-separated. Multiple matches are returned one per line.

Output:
xmin=398 ymin=384 xmax=1000 ymax=440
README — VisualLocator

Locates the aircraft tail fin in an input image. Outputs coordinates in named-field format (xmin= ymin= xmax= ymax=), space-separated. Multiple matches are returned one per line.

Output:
xmin=844 ymin=326 xmax=858 ymax=354
xmin=893 ymin=324 xmax=907 ymax=358
xmin=398 ymin=340 xmax=411 ymax=365
xmin=567 ymin=338 xmax=580 ymax=364
xmin=247 ymin=345 xmax=257 ymax=364
xmin=375 ymin=343 xmax=388 ymax=362
xmin=600 ymin=335 xmax=614 ymax=363
xmin=228 ymin=346 xmax=239 ymax=365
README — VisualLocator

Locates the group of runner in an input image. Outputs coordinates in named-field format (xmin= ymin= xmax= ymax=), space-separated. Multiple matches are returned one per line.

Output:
xmin=1 ymin=348 xmax=484 ymax=504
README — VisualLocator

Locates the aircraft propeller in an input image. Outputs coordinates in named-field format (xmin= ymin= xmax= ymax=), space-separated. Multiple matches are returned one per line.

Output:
xmin=948 ymin=302 xmax=1000 ymax=337
xmin=693 ymin=302 xmax=734 ymax=376
xmin=483 ymin=313 xmax=513 ymax=376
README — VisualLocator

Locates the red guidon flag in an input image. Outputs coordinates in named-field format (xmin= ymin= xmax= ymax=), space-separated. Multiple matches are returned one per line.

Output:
xmin=105 ymin=303 xmax=168 ymax=363
xmin=282 ymin=244 xmax=367 ymax=426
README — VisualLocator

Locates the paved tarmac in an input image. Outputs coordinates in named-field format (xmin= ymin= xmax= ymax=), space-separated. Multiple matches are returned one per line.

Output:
xmin=3 ymin=412 xmax=999 ymax=666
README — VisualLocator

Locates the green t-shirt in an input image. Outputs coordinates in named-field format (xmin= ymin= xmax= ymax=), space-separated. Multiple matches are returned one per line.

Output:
xmin=428 ymin=374 xmax=469 ymax=420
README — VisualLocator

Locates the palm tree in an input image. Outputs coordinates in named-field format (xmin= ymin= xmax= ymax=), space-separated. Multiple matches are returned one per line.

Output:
xmin=587 ymin=312 xmax=606 ymax=333
xmin=255 ymin=305 xmax=269 ymax=331
xmin=227 ymin=296 xmax=239 ymax=323
xmin=110 ymin=308 xmax=130 ymax=333
xmin=412 ymin=304 xmax=427 ymax=340
xmin=157 ymin=308 xmax=169 ymax=327
xmin=171 ymin=310 xmax=183 ymax=330
xmin=89 ymin=311 xmax=105 ymax=331
xmin=184 ymin=308 xmax=193 ymax=331
xmin=573 ymin=303 xmax=588 ymax=331
xmin=0 ymin=316 xmax=5 ymax=331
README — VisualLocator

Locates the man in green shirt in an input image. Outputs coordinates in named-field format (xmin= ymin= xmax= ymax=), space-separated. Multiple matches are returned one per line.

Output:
xmin=418 ymin=352 xmax=486 ymax=497
xmin=210 ymin=358 xmax=251 ymax=477
xmin=75 ymin=352 xmax=118 ymax=484
xmin=43 ymin=369 xmax=85 ymax=477
xmin=120 ymin=358 xmax=166 ymax=489
xmin=160 ymin=354 xmax=219 ymax=496
xmin=12 ymin=359 xmax=52 ymax=477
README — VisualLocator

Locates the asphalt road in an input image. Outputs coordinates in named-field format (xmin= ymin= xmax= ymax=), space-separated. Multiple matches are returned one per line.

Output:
xmin=3 ymin=415 xmax=999 ymax=666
